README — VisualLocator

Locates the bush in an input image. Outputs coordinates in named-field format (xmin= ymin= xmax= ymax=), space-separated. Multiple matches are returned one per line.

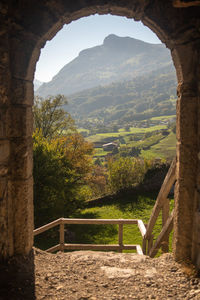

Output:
xmin=33 ymin=130 xmax=94 ymax=227
xmin=107 ymin=157 xmax=150 ymax=193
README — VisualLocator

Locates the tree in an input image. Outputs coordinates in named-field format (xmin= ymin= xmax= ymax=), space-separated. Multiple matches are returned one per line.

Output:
xmin=33 ymin=130 xmax=94 ymax=227
xmin=33 ymin=95 xmax=94 ymax=226
xmin=33 ymin=94 xmax=76 ymax=139
xmin=107 ymin=157 xmax=147 ymax=193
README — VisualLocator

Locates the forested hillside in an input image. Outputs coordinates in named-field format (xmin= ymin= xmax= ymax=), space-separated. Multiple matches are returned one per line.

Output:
xmin=67 ymin=65 xmax=177 ymax=128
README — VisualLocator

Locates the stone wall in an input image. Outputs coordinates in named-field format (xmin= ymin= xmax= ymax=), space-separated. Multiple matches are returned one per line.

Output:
xmin=0 ymin=0 xmax=200 ymax=269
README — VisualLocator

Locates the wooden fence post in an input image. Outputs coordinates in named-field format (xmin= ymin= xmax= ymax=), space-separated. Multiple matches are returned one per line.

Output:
xmin=162 ymin=198 xmax=170 ymax=253
xmin=142 ymin=238 xmax=147 ymax=255
xmin=118 ymin=223 xmax=123 ymax=253
xmin=147 ymin=235 xmax=154 ymax=255
xmin=59 ymin=220 xmax=65 ymax=252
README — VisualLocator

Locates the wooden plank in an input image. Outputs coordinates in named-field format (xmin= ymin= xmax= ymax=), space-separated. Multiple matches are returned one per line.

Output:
xmin=64 ymin=244 xmax=138 ymax=251
xmin=137 ymin=220 xmax=146 ymax=237
xmin=162 ymin=198 xmax=170 ymax=253
xmin=64 ymin=244 xmax=120 ymax=251
xmin=149 ymin=210 xmax=174 ymax=258
xmin=59 ymin=223 xmax=65 ymax=251
xmin=118 ymin=224 xmax=123 ymax=253
xmin=62 ymin=219 xmax=138 ymax=225
xmin=136 ymin=245 xmax=143 ymax=255
xmin=46 ymin=244 xmax=61 ymax=253
xmin=142 ymin=238 xmax=147 ymax=255
xmin=147 ymin=235 xmax=154 ymax=255
xmin=145 ymin=158 xmax=176 ymax=239
xmin=122 ymin=245 xmax=138 ymax=250
xmin=33 ymin=218 xmax=61 ymax=236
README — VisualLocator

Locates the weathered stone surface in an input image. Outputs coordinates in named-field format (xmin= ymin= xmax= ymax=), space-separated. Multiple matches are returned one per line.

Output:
xmin=0 ymin=140 xmax=10 ymax=164
xmin=8 ymin=106 xmax=33 ymax=138
xmin=8 ymin=177 xmax=34 ymax=255
xmin=0 ymin=107 xmax=9 ymax=138
xmin=0 ymin=0 xmax=199 ymax=273
xmin=10 ymin=137 xmax=33 ymax=180
xmin=11 ymin=78 xmax=34 ymax=106
xmin=0 ymin=177 xmax=14 ymax=259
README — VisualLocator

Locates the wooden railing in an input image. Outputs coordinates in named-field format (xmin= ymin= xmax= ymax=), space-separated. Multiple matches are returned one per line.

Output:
xmin=34 ymin=159 xmax=176 ymax=258
xmin=34 ymin=218 xmax=146 ymax=255
xmin=143 ymin=158 xmax=176 ymax=257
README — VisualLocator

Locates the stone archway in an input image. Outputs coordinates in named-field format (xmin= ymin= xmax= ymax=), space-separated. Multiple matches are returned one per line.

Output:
xmin=0 ymin=0 xmax=200 ymax=269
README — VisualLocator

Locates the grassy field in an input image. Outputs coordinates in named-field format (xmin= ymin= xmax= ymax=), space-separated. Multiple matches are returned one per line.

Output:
xmin=66 ymin=192 xmax=174 ymax=255
xmin=150 ymin=115 xmax=176 ymax=121
xmin=141 ymin=132 xmax=176 ymax=160
xmin=86 ymin=125 xmax=168 ymax=143
xmin=34 ymin=191 xmax=174 ymax=256
xmin=94 ymin=148 xmax=109 ymax=157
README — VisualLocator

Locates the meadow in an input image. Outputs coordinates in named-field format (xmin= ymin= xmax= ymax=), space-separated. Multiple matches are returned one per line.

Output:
xmin=87 ymin=124 xmax=168 ymax=143
xmin=35 ymin=191 xmax=174 ymax=256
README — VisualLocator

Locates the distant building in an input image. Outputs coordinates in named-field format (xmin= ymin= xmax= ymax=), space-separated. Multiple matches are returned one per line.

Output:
xmin=103 ymin=142 xmax=118 ymax=151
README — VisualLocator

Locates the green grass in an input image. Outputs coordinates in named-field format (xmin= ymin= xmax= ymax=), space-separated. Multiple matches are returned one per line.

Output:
xmin=66 ymin=192 xmax=174 ymax=254
xmin=140 ymin=132 xmax=176 ymax=160
xmin=34 ymin=191 xmax=174 ymax=255
xmin=150 ymin=115 xmax=176 ymax=121
xmin=86 ymin=125 xmax=168 ymax=143
xmin=94 ymin=148 xmax=109 ymax=157
xmin=130 ymin=133 xmax=164 ymax=148
xmin=78 ymin=128 xmax=90 ymax=133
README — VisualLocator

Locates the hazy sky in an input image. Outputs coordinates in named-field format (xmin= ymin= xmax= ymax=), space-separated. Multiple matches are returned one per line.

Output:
xmin=35 ymin=14 xmax=161 ymax=83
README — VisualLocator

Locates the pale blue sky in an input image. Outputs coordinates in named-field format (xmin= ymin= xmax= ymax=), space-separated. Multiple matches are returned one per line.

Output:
xmin=35 ymin=14 xmax=161 ymax=83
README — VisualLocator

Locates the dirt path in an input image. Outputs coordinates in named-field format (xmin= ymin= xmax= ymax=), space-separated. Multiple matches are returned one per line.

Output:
xmin=1 ymin=249 xmax=200 ymax=300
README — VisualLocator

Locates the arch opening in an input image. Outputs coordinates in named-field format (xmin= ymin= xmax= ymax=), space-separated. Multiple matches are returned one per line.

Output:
xmin=0 ymin=0 xmax=200 ymax=272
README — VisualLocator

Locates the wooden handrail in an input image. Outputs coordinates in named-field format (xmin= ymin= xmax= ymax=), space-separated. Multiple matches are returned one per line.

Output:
xmin=33 ymin=218 xmax=62 ymax=236
xmin=145 ymin=158 xmax=176 ymax=240
xmin=149 ymin=210 xmax=174 ymax=258
xmin=34 ymin=159 xmax=176 ymax=258
xmin=34 ymin=218 xmax=146 ymax=255
xmin=143 ymin=158 xmax=176 ymax=256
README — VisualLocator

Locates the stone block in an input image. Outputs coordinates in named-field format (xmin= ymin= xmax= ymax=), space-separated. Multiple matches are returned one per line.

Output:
xmin=0 ymin=177 xmax=7 ymax=201
xmin=10 ymin=33 xmax=40 ymax=81
xmin=0 ymin=140 xmax=10 ymax=164
xmin=173 ymin=181 xmax=195 ymax=260
xmin=10 ymin=137 xmax=33 ymax=180
xmin=0 ymin=107 xmax=9 ymax=138
xmin=8 ymin=177 xmax=34 ymax=255
xmin=176 ymin=143 xmax=197 ymax=180
xmin=0 ymin=177 xmax=14 ymax=259
xmin=0 ymin=67 xmax=10 ymax=106
xmin=0 ymin=32 xmax=9 ymax=68
xmin=8 ymin=106 xmax=33 ymax=138
xmin=176 ymin=95 xmax=198 ymax=143
xmin=0 ymin=165 xmax=8 ymax=177
xmin=11 ymin=78 xmax=33 ymax=106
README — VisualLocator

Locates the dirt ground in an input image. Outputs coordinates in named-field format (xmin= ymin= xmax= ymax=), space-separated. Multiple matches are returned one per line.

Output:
xmin=0 ymin=248 xmax=200 ymax=300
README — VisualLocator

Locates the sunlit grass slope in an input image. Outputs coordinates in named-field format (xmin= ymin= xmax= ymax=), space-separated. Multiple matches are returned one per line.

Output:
xmin=69 ymin=192 xmax=174 ymax=254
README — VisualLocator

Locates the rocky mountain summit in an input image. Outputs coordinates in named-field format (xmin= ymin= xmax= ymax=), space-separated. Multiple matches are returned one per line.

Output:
xmin=36 ymin=34 xmax=173 ymax=97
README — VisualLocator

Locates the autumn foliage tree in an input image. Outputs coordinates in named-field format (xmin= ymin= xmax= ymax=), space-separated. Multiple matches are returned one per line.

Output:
xmin=33 ymin=95 xmax=94 ymax=227
xmin=107 ymin=157 xmax=150 ymax=193
xmin=33 ymin=94 xmax=75 ymax=139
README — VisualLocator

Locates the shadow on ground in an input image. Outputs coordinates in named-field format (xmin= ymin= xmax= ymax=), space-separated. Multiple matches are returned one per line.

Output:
xmin=0 ymin=250 xmax=35 ymax=300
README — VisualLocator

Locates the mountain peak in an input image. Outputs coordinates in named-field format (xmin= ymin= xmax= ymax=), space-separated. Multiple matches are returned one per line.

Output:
xmin=103 ymin=34 xmax=119 ymax=43
xmin=103 ymin=34 xmax=130 ymax=46
xmin=36 ymin=34 xmax=170 ymax=97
